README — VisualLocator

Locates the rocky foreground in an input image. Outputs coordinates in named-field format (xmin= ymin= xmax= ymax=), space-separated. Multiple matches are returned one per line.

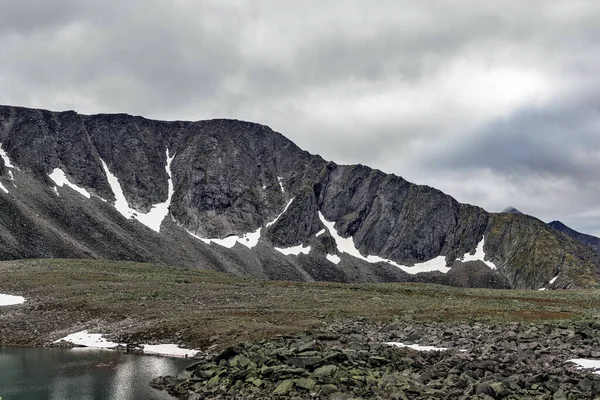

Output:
xmin=151 ymin=319 xmax=600 ymax=399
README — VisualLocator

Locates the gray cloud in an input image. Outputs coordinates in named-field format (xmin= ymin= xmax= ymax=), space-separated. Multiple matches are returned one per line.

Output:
xmin=429 ymin=100 xmax=600 ymax=182
xmin=2 ymin=0 xmax=600 ymax=234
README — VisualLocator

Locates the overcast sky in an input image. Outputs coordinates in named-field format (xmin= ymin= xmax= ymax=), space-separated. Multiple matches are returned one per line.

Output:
xmin=2 ymin=0 xmax=600 ymax=235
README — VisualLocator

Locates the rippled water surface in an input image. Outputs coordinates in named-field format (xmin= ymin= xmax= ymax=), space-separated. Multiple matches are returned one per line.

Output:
xmin=0 ymin=347 xmax=190 ymax=400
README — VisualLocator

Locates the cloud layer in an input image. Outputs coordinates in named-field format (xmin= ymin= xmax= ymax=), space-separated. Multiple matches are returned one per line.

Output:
xmin=2 ymin=0 xmax=600 ymax=234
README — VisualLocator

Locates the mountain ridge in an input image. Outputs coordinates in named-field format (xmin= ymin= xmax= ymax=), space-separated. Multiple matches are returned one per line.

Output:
xmin=0 ymin=104 xmax=599 ymax=289
xmin=548 ymin=220 xmax=600 ymax=255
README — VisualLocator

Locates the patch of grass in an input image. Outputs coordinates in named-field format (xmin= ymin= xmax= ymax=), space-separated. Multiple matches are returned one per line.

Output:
xmin=1 ymin=259 xmax=599 ymax=348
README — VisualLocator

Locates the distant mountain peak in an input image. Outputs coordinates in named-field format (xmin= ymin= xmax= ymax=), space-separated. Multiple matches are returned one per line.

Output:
xmin=548 ymin=220 xmax=600 ymax=255
xmin=548 ymin=220 xmax=567 ymax=228
xmin=502 ymin=206 xmax=523 ymax=214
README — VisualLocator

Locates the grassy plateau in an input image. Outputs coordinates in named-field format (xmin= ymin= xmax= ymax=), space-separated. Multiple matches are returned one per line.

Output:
xmin=1 ymin=259 xmax=599 ymax=349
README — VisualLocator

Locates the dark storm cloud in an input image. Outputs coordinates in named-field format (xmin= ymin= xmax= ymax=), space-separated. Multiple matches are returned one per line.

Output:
xmin=429 ymin=100 xmax=600 ymax=182
xmin=2 ymin=0 xmax=600 ymax=233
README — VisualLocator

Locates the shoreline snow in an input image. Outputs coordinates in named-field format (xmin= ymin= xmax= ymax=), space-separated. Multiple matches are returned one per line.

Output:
xmin=55 ymin=330 xmax=199 ymax=358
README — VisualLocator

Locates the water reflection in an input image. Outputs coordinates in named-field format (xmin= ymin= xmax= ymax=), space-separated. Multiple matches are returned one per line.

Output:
xmin=0 ymin=347 xmax=189 ymax=400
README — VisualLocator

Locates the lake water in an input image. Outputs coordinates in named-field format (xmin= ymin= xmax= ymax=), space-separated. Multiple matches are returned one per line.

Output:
xmin=0 ymin=347 xmax=191 ymax=400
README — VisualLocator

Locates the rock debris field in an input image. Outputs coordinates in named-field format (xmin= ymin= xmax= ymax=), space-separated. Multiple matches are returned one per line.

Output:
xmin=152 ymin=320 xmax=600 ymax=399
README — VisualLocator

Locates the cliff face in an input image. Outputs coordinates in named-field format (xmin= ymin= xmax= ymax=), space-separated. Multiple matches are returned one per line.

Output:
xmin=0 ymin=105 xmax=598 ymax=289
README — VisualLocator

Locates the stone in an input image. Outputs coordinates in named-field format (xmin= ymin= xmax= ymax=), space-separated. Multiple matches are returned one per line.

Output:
xmin=295 ymin=377 xmax=317 ymax=391
xmin=328 ymin=393 xmax=354 ymax=400
xmin=296 ymin=340 xmax=317 ymax=352
xmin=273 ymin=379 xmax=295 ymax=395
xmin=314 ymin=365 xmax=339 ymax=380
xmin=206 ymin=375 xmax=220 ymax=388
xmin=475 ymin=383 xmax=494 ymax=396
xmin=287 ymin=356 xmax=323 ymax=369
xmin=319 ymin=384 xmax=338 ymax=396
xmin=196 ymin=369 xmax=215 ymax=379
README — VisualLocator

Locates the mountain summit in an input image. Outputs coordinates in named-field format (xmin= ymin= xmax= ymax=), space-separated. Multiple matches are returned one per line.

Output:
xmin=501 ymin=206 xmax=523 ymax=214
xmin=0 ymin=105 xmax=598 ymax=289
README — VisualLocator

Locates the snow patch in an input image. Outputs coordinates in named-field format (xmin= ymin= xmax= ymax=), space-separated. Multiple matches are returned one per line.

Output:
xmin=266 ymin=198 xmax=295 ymax=228
xmin=277 ymin=176 xmax=285 ymax=193
xmin=539 ymin=288 xmax=546 ymax=291
xmin=275 ymin=244 xmax=311 ymax=256
xmin=568 ymin=359 xmax=600 ymax=374
xmin=316 ymin=229 xmax=326 ymax=237
xmin=461 ymin=239 xmax=497 ymax=269
xmin=318 ymin=212 xmax=450 ymax=274
xmin=49 ymin=168 xmax=91 ymax=198
xmin=131 ymin=151 xmax=175 ymax=232
xmin=8 ymin=170 xmax=14 ymax=181
xmin=0 ymin=144 xmax=16 ymax=169
xmin=142 ymin=344 xmax=199 ymax=358
xmin=386 ymin=342 xmax=448 ymax=352
xmin=192 ymin=198 xmax=295 ymax=249
xmin=549 ymin=275 xmax=558 ymax=284
xmin=409 ymin=256 xmax=450 ymax=274
xmin=53 ymin=186 xmax=59 ymax=196
xmin=56 ymin=330 xmax=120 ymax=349
xmin=0 ymin=183 xmax=8 ymax=194
xmin=56 ymin=330 xmax=199 ymax=358
xmin=101 ymin=159 xmax=135 ymax=219
xmin=326 ymin=254 xmax=341 ymax=265
xmin=101 ymin=150 xmax=175 ymax=232
xmin=0 ymin=293 xmax=25 ymax=306
xmin=189 ymin=228 xmax=261 ymax=249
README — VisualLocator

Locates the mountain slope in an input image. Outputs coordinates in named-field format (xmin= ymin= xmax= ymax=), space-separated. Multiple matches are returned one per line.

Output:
xmin=548 ymin=220 xmax=600 ymax=255
xmin=0 ymin=105 xmax=598 ymax=289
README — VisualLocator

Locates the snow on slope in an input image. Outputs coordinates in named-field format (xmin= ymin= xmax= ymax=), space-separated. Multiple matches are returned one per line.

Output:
xmin=0 ymin=143 xmax=16 ymax=170
xmin=318 ymin=212 xmax=450 ymax=274
xmin=189 ymin=229 xmax=261 ymax=249
xmin=133 ymin=152 xmax=175 ymax=232
xmin=192 ymin=198 xmax=296 ymax=249
xmin=0 ymin=144 xmax=16 ymax=189
xmin=318 ymin=213 xmax=502 ymax=274
xmin=266 ymin=198 xmax=294 ymax=227
xmin=461 ymin=239 xmax=497 ymax=269
xmin=0 ymin=293 xmax=25 ymax=306
xmin=326 ymin=254 xmax=341 ymax=264
xmin=274 ymin=244 xmax=311 ymax=256
xmin=100 ymin=150 xmax=175 ymax=233
xmin=49 ymin=168 xmax=91 ymax=198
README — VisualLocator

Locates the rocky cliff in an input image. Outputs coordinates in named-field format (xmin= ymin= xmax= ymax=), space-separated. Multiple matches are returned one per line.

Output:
xmin=0 ymin=105 xmax=598 ymax=289
xmin=549 ymin=220 xmax=600 ymax=255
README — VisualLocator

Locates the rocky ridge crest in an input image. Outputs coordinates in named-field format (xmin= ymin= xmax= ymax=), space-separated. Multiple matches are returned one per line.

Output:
xmin=0 ymin=105 xmax=598 ymax=289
